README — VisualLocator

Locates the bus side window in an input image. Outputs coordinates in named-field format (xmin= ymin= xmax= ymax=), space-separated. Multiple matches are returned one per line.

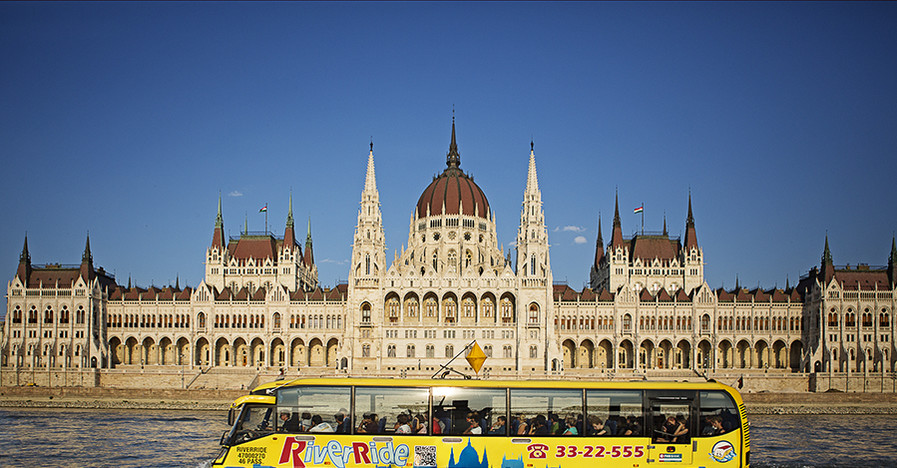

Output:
xmin=585 ymin=390 xmax=643 ymax=437
xmin=354 ymin=386 xmax=430 ymax=435
xmin=698 ymin=391 xmax=739 ymax=436
xmin=510 ymin=388 xmax=582 ymax=436
xmin=277 ymin=386 xmax=351 ymax=434
xmin=432 ymin=387 xmax=506 ymax=436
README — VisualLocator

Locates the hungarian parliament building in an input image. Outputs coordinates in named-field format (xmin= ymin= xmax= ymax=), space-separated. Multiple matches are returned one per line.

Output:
xmin=3 ymin=122 xmax=896 ymax=389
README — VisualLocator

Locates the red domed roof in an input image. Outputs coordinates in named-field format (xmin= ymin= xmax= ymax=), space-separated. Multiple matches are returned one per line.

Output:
xmin=417 ymin=170 xmax=490 ymax=218
xmin=415 ymin=120 xmax=490 ymax=219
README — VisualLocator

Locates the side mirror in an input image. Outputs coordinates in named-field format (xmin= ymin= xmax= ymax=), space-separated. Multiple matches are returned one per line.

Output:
xmin=227 ymin=408 xmax=235 ymax=426
xmin=220 ymin=430 xmax=231 ymax=446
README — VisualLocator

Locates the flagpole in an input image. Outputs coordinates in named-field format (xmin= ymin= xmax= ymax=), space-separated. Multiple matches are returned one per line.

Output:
xmin=265 ymin=202 xmax=268 ymax=234
xmin=641 ymin=202 xmax=644 ymax=234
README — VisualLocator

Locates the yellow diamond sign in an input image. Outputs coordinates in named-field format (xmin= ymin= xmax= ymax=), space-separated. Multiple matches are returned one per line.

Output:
xmin=466 ymin=341 xmax=487 ymax=375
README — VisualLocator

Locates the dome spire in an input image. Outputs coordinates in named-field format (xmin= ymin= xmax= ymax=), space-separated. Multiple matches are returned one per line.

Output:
xmin=446 ymin=114 xmax=460 ymax=171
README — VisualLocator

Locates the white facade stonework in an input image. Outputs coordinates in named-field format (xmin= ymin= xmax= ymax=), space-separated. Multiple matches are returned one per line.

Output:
xmin=3 ymin=125 xmax=896 ymax=391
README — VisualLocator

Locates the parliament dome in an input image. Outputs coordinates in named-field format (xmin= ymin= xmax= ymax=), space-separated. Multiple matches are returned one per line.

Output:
xmin=415 ymin=120 xmax=490 ymax=219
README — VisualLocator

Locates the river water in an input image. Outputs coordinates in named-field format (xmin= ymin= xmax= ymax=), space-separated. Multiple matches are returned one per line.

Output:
xmin=1 ymin=409 xmax=895 ymax=467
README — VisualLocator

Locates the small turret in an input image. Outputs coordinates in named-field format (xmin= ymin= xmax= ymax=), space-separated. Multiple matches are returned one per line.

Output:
xmin=683 ymin=192 xmax=698 ymax=250
xmin=16 ymin=234 xmax=31 ymax=285
xmin=611 ymin=191 xmax=624 ymax=248
xmin=80 ymin=233 xmax=94 ymax=282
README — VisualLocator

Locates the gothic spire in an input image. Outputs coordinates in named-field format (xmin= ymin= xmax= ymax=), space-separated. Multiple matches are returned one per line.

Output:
xmin=305 ymin=217 xmax=315 ymax=266
xmin=17 ymin=234 xmax=31 ymax=284
xmin=80 ymin=232 xmax=94 ymax=282
xmin=211 ymin=194 xmax=226 ymax=249
xmin=889 ymin=236 xmax=897 ymax=286
xmin=364 ymin=141 xmax=378 ymax=194
xmin=525 ymin=141 xmax=540 ymax=194
xmin=594 ymin=213 xmax=604 ymax=268
xmin=611 ymin=190 xmax=624 ymax=247
xmin=82 ymin=233 xmax=93 ymax=264
xmin=283 ymin=191 xmax=296 ymax=248
xmin=446 ymin=115 xmax=461 ymax=170
xmin=822 ymin=234 xmax=833 ymax=266
xmin=663 ymin=214 xmax=668 ymax=237
xmin=684 ymin=191 xmax=698 ymax=249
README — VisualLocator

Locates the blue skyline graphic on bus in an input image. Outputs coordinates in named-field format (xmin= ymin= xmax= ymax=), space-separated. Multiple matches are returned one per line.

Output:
xmin=444 ymin=439 xmax=561 ymax=468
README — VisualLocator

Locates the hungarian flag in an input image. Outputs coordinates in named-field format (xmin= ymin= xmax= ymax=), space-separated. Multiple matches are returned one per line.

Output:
xmin=259 ymin=205 xmax=267 ymax=213
xmin=633 ymin=205 xmax=643 ymax=214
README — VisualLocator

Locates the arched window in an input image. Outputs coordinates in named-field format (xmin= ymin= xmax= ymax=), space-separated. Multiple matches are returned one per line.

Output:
xmin=273 ymin=312 xmax=281 ymax=329
xmin=426 ymin=344 xmax=435 ymax=358
xmin=445 ymin=345 xmax=454 ymax=358
xmin=386 ymin=298 xmax=399 ymax=323
xmin=361 ymin=303 xmax=371 ymax=323
xmin=387 ymin=344 xmax=396 ymax=357
xmin=365 ymin=255 xmax=371 ymax=275
xmin=406 ymin=345 xmax=415 ymax=358
xmin=362 ymin=344 xmax=371 ymax=357
xmin=528 ymin=303 xmax=539 ymax=324
xmin=465 ymin=250 xmax=472 ymax=268
xmin=530 ymin=255 xmax=536 ymax=276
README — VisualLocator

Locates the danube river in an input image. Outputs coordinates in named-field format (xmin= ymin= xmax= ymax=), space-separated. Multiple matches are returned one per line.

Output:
xmin=1 ymin=408 xmax=896 ymax=467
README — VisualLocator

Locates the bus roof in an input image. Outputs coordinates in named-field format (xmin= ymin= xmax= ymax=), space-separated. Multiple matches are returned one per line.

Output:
xmin=250 ymin=377 xmax=739 ymax=396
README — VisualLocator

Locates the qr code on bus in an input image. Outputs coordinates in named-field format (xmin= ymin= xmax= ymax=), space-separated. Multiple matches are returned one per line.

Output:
xmin=414 ymin=445 xmax=437 ymax=467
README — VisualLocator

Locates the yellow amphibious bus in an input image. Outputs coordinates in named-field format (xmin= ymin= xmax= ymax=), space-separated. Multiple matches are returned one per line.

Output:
xmin=212 ymin=377 xmax=749 ymax=468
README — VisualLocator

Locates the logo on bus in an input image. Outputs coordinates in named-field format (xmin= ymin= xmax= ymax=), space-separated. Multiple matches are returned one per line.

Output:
xmin=710 ymin=440 xmax=736 ymax=463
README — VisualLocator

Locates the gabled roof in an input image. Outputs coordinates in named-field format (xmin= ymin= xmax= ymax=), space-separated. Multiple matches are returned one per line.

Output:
xmin=176 ymin=287 xmax=192 ymax=301
xmin=233 ymin=287 xmax=250 ymax=301
xmin=676 ymin=289 xmax=691 ymax=302
xmin=716 ymin=288 xmax=735 ymax=302
xmin=656 ymin=288 xmax=673 ymax=302
xmin=752 ymin=288 xmax=770 ymax=302
xmin=252 ymin=287 xmax=267 ymax=301
xmin=735 ymin=289 xmax=752 ymax=301
xmin=631 ymin=236 xmax=680 ymax=263
xmin=640 ymin=289 xmax=654 ymax=301
xmin=228 ymin=235 xmax=279 ymax=262
xmin=308 ymin=287 xmax=325 ymax=301
xmin=597 ymin=288 xmax=615 ymax=301
xmin=834 ymin=269 xmax=889 ymax=290
xmin=771 ymin=289 xmax=788 ymax=302
xmin=580 ymin=287 xmax=596 ymax=301
xmin=216 ymin=288 xmax=233 ymax=301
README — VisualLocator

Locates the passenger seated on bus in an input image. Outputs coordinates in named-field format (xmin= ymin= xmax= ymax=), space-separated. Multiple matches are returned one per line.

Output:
xmin=357 ymin=412 xmax=376 ymax=434
xmin=299 ymin=412 xmax=313 ymax=432
xmin=378 ymin=416 xmax=387 ymax=433
xmin=309 ymin=414 xmax=335 ymax=432
xmin=463 ymin=412 xmax=482 ymax=434
xmin=623 ymin=416 xmax=641 ymax=436
xmin=587 ymin=415 xmax=607 ymax=436
xmin=672 ymin=415 xmax=689 ymax=442
xmin=334 ymin=411 xmax=349 ymax=434
xmin=655 ymin=416 xmax=678 ymax=442
xmin=703 ymin=416 xmax=724 ymax=436
xmin=603 ymin=417 xmax=617 ymax=436
xmin=279 ymin=411 xmax=301 ymax=433
xmin=395 ymin=414 xmax=412 ymax=434
xmin=488 ymin=415 xmax=506 ymax=435
xmin=562 ymin=416 xmax=578 ymax=435
xmin=530 ymin=415 xmax=549 ymax=435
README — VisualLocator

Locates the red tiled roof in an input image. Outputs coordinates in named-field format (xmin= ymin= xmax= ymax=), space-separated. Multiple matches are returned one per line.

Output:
xmin=26 ymin=269 xmax=80 ymax=288
xmin=290 ymin=289 xmax=305 ymax=301
xmin=676 ymin=289 xmax=691 ymax=302
xmin=124 ymin=287 xmax=143 ymax=300
xmin=580 ymin=287 xmax=596 ymax=301
xmin=252 ymin=287 xmax=267 ymax=301
xmin=790 ymin=289 xmax=803 ymax=302
xmin=752 ymin=288 xmax=770 ymax=302
xmin=771 ymin=289 xmax=788 ymax=302
xmin=736 ymin=289 xmax=752 ymax=301
xmin=216 ymin=288 xmax=232 ymax=301
xmin=631 ymin=236 xmax=680 ymax=262
xmin=229 ymin=236 xmax=278 ymax=262
xmin=597 ymin=289 xmax=615 ymax=301
xmin=308 ymin=287 xmax=325 ymax=301
xmin=233 ymin=288 xmax=250 ymax=301
xmin=326 ymin=287 xmax=344 ymax=301
xmin=640 ymin=289 xmax=654 ymax=301
xmin=176 ymin=287 xmax=192 ymax=301
xmin=716 ymin=288 xmax=735 ymax=302
xmin=835 ymin=270 xmax=889 ymax=290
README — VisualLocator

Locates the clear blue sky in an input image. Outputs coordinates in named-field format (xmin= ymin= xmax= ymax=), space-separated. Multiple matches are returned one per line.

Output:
xmin=2 ymin=2 xmax=896 ymax=313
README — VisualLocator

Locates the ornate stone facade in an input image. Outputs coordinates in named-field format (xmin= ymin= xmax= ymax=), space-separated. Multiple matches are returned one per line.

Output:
xmin=2 ymin=123 xmax=895 ymax=389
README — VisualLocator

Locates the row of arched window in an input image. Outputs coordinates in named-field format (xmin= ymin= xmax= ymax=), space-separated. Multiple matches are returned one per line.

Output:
xmin=10 ymin=305 xmax=86 ymax=326
xmin=109 ymin=313 xmax=190 ymax=329
xmin=377 ymin=293 xmax=517 ymax=324
xmin=380 ymin=343 xmax=518 ymax=359
xmin=827 ymin=309 xmax=890 ymax=328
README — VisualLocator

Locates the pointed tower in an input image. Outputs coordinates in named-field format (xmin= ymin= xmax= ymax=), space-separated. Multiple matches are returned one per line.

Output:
xmin=516 ymin=141 xmax=551 ymax=279
xmin=16 ymin=234 xmax=31 ymax=285
xmin=350 ymin=141 xmax=387 ymax=286
xmin=589 ymin=214 xmax=604 ymax=289
xmin=206 ymin=195 xmax=229 ymax=290
xmin=820 ymin=234 xmax=835 ymax=285
xmin=514 ymin=141 xmax=553 ymax=373
xmin=888 ymin=236 xmax=897 ymax=287
xmin=79 ymin=233 xmax=94 ymax=283
xmin=684 ymin=192 xmax=698 ymax=249
xmin=283 ymin=192 xmax=297 ymax=250
xmin=681 ymin=192 xmax=704 ymax=291
xmin=304 ymin=218 xmax=315 ymax=266
xmin=606 ymin=190 xmax=630 ymax=291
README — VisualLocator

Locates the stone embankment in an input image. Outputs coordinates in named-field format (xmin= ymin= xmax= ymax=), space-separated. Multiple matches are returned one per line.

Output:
xmin=2 ymin=386 xmax=896 ymax=415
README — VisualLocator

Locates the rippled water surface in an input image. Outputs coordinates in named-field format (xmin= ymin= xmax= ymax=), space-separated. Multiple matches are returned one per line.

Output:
xmin=2 ymin=409 xmax=896 ymax=467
